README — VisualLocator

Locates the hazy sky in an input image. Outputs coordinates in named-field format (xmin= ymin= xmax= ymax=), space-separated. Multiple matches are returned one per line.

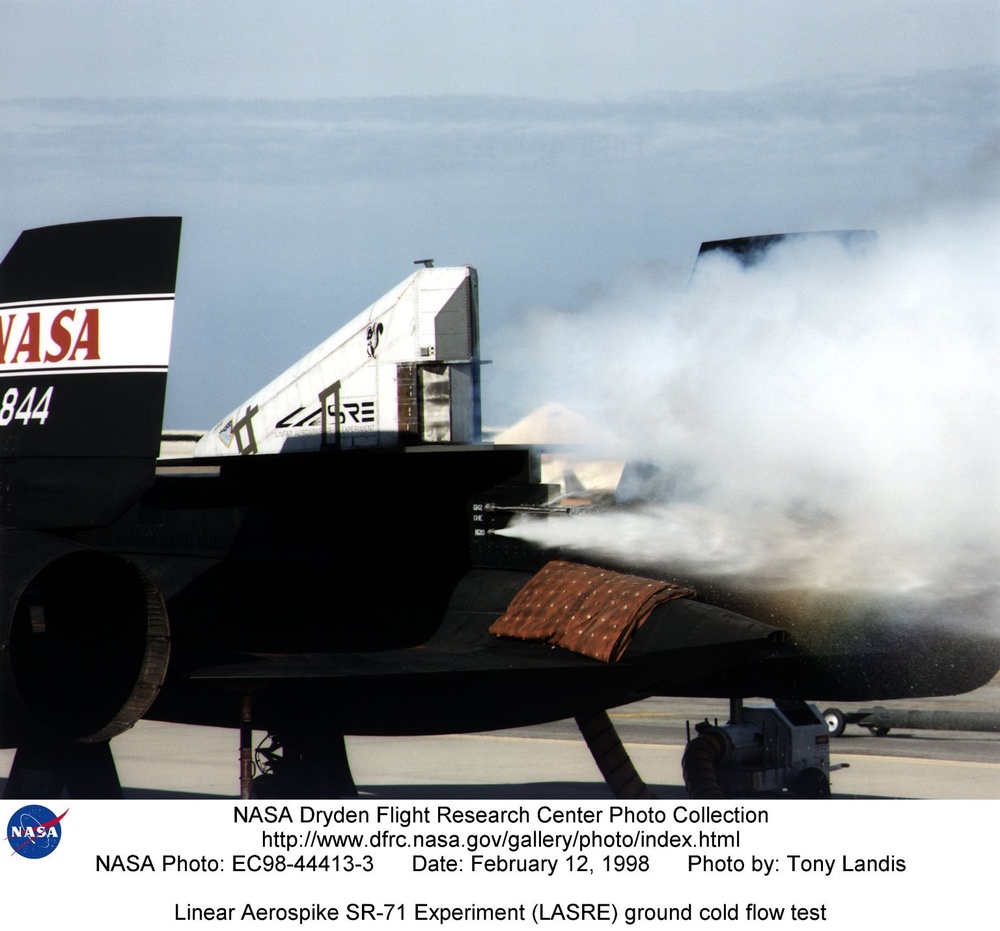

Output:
xmin=2 ymin=1 xmax=998 ymax=427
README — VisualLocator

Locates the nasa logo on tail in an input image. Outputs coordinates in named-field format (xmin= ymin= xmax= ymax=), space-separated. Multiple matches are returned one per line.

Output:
xmin=5 ymin=805 xmax=67 ymax=859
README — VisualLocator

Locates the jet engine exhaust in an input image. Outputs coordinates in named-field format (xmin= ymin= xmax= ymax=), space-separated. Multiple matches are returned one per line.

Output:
xmin=2 ymin=547 xmax=170 ymax=743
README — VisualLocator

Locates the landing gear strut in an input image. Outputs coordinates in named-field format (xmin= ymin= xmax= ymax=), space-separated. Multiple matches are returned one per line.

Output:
xmin=240 ymin=695 xmax=357 ymax=799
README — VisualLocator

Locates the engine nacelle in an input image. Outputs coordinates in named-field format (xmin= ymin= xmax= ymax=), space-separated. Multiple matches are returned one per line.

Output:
xmin=0 ymin=531 xmax=170 ymax=745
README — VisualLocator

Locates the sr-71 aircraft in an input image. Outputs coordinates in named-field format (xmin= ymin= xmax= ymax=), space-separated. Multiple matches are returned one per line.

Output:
xmin=1 ymin=217 xmax=996 ymax=799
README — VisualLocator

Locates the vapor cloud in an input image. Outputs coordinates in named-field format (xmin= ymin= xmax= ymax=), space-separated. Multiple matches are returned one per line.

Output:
xmin=499 ymin=204 xmax=1000 ymax=613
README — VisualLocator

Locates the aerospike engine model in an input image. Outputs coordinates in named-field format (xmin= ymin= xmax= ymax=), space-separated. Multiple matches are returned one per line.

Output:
xmin=0 ymin=218 xmax=996 ymax=800
xmin=193 ymin=264 xmax=483 ymax=457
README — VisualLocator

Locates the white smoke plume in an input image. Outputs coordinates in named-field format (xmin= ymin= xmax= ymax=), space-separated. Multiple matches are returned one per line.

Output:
xmin=498 ymin=205 xmax=1000 ymax=615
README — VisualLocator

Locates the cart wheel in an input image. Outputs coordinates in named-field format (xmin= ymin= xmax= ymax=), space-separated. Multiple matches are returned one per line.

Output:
xmin=866 ymin=726 xmax=891 ymax=737
xmin=822 ymin=708 xmax=847 ymax=738
xmin=791 ymin=767 xmax=831 ymax=798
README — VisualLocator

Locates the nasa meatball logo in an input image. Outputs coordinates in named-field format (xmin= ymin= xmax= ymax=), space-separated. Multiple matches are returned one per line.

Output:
xmin=6 ymin=805 xmax=67 ymax=859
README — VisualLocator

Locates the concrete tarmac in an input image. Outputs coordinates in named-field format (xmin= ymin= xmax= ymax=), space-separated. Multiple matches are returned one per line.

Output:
xmin=3 ymin=677 xmax=996 ymax=800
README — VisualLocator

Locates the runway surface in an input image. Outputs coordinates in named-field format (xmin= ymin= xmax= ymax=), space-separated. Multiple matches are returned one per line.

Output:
xmin=3 ymin=677 xmax=996 ymax=800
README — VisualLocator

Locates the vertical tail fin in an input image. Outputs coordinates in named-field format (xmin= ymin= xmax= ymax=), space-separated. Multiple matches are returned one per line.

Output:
xmin=0 ymin=217 xmax=181 ymax=528
xmin=695 ymin=230 xmax=877 ymax=268
xmin=194 ymin=264 xmax=481 ymax=457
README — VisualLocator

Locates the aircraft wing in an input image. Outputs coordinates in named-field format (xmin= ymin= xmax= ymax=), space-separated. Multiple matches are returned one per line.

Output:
xmin=162 ymin=567 xmax=793 ymax=736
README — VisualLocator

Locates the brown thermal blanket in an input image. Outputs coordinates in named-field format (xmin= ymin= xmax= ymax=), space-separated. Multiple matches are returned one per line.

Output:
xmin=489 ymin=560 xmax=695 ymax=662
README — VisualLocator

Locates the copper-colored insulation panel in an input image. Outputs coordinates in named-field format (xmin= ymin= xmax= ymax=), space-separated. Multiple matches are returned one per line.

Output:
xmin=489 ymin=560 xmax=696 ymax=662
